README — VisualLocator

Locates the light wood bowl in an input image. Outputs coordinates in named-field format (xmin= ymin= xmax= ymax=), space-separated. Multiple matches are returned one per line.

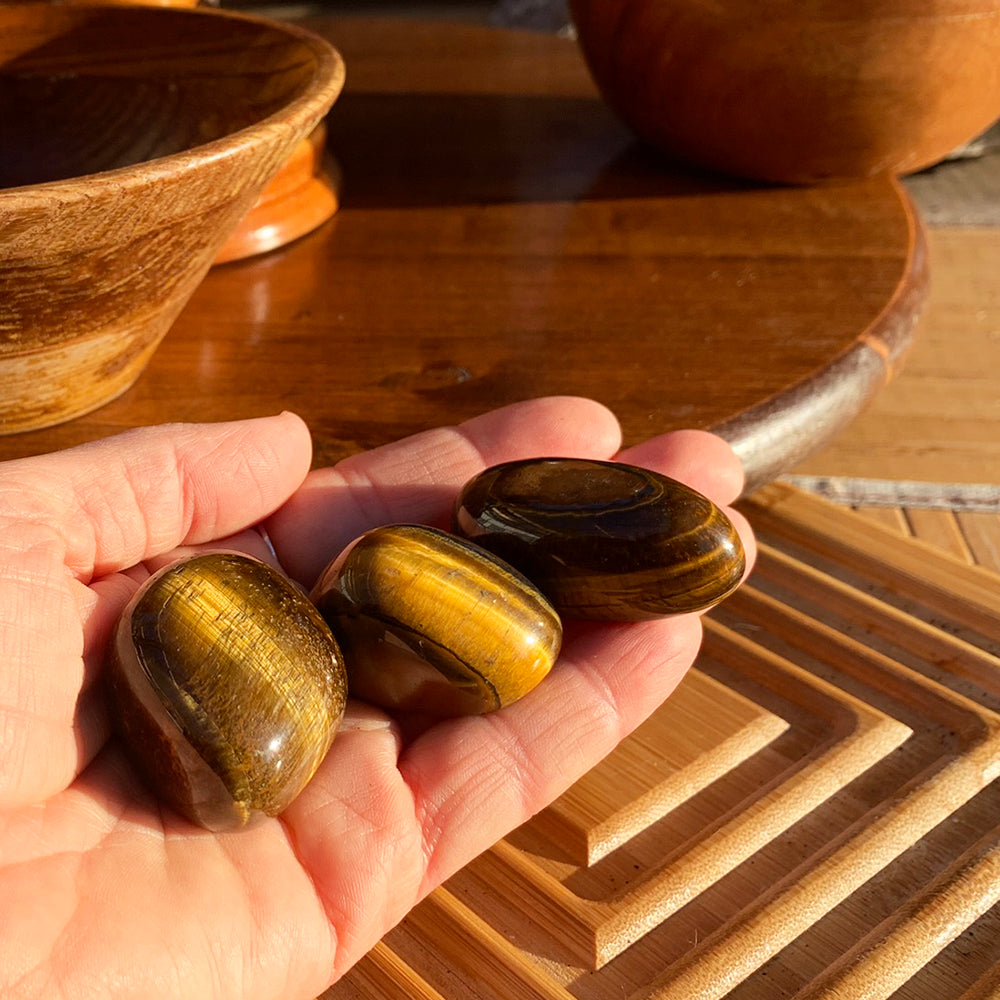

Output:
xmin=0 ymin=3 xmax=345 ymax=433
xmin=569 ymin=0 xmax=1000 ymax=184
xmin=41 ymin=0 xmax=337 ymax=262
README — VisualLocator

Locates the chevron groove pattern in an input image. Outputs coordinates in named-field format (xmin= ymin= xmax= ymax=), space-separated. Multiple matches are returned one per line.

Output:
xmin=471 ymin=624 xmax=912 ymax=969
xmin=322 ymin=485 xmax=1000 ymax=1000
xmin=530 ymin=671 xmax=790 ymax=866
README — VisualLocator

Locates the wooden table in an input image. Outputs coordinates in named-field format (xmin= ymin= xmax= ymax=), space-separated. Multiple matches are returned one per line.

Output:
xmin=0 ymin=17 xmax=926 ymax=494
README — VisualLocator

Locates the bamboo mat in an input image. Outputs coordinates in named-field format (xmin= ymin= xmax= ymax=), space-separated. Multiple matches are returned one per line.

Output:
xmin=851 ymin=500 xmax=1000 ymax=574
xmin=321 ymin=483 xmax=1000 ymax=999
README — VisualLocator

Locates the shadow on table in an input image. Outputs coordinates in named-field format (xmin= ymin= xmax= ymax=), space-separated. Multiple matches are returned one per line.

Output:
xmin=325 ymin=91 xmax=766 ymax=210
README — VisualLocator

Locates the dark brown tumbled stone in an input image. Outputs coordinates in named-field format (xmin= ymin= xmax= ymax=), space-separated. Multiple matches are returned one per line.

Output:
xmin=108 ymin=552 xmax=347 ymax=831
xmin=311 ymin=524 xmax=562 ymax=716
xmin=452 ymin=458 xmax=745 ymax=621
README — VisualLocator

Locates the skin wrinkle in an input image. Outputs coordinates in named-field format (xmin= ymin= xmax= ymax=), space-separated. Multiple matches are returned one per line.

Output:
xmin=75 ymin=459 xmax=151 ymax=580
xmin=404 ymin=711 xmax=542 ymax=893
xmin=7 ymin=849 xmax=87 ymax=1000
xmin=42 ymin=415 xmax=309 ymax=583
xmin=318 ymin=467 xmax=398 ymax=547
xmin=554 ymin=655 xmax=628 ymax=763
xmin=16 ymin=471 xmax=111 ymax=585
xmin=282 ymin=719 xmax=427 ymax=984
xmin=0 ymin=706 xmax=61 ymax=788
xmin=191 ymin=423 xmax=299 ymax=539
xmin=289 ymin=711 xmax=412 ymax=871
xmin=0 ymin=473 xmax=72 ymax=532
xmin=344 ymin=762 xmax=419 ymax=878
xmin=5 ymin=948 xmax=58 ymax=1000
xmin=203 ymin=840 xmax=264 ymax=1000
xmin=275 ymin=813 xmax=340 ymax=988
xmin=191 ymin=428 xmax=282 ymax=547
xmin=0 ymin=712 xmax=30 ymax=802
xmin=67 ymin=686 xmax=109 ymax=792
xmin=332 ymin=425 xmax=484 ymax=529
xmin=1 ymin=774 xmax=115 ymax=868
xmin=256 ymin=853 xmax=323 ymax=999
xmin=0 ymin=551 xmax=86 ymax=804
xmin=81 ymin=439 xmax=200 ymax=578
xmin=396 ymin=427 xmax=489 ymax=491
xmin=93 ymin=817 xmax=206 ymax=998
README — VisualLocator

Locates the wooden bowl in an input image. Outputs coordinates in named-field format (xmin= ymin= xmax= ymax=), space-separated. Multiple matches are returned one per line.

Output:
xmin=43 ymin=0 xmax=334 ymax=262
xmin=0 ymin=4 xmax=344 ymax=433
xmin=213 ymin=122 xmax=342 ymax=265
xmin=569 ymin=0 xmax=1000 ymax=184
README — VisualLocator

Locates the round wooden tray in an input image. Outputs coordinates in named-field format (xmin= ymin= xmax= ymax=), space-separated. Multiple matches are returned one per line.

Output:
xmin=0 ymin=17 xmax=927 ymax=492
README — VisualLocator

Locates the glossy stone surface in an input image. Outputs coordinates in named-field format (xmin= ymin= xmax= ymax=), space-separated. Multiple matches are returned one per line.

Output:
xmin=312 ymin=524 xmax=562 ymax=716
xmin=108 ymin=552 xmax=347 ymax=831
xmin=453 ymin=458 xmax=745 ymax=621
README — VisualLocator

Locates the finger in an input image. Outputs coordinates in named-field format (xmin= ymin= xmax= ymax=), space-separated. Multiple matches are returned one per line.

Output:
xmin=266 ymin=396 xmax=622 ymax=586
xmin=283 ymin=612 xmax=703 ymax=981
xmin=617 ymin=428 xmax=745 ymax=506
xmin=3 ymin=411 xmax=312 ymax=581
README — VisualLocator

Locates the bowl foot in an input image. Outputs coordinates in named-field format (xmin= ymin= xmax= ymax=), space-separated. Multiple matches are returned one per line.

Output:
xmin=213 ymin=122 xmax=340 ymax=265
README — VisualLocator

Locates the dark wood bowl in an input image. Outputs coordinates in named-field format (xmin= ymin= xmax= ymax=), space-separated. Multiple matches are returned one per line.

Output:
xmin=0 ymin=3 xmax=344 ymax=433
xmin=569 ymin=0 xmax=1000 ymax=184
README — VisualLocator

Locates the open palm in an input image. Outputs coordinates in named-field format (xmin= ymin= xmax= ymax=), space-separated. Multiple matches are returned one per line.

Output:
xmin=0 ymin=397 xmax=752 ymax=1000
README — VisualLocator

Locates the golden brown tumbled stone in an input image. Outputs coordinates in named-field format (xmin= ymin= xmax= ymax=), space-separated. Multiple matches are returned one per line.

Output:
xmin=108 ymin=552 xmax=347 ymax=831
xmin=311 ymin=524 xmax=562 ymax=716
xmin=453 ymin=458 xmax=746 ymax=621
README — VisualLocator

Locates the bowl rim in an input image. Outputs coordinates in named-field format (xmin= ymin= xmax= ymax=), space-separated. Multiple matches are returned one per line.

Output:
xmin=0 ymin=3 xmax=346 ymax=203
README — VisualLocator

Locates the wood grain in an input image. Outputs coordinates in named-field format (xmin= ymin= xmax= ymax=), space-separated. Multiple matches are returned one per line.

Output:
xmin=0 ymin=4 xmax=344 ymax=432
xmin=747 ymin=482 xmax=1000 ymax=643
xmin=471 ymin=621 xmax=910 ymax=969
xmin=0 ymin=17 xmax=925 ymax=491
xmin=321 ymin=486 xmax=1000 ymax=1000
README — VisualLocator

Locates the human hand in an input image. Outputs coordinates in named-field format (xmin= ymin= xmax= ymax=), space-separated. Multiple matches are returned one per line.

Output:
xmin=0 ymin=397 xmax=753 ymax=999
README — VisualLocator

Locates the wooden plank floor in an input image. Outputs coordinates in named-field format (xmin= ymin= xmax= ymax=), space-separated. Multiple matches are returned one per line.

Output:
xmin=321 ymin=483 xmax=1000 ymax=999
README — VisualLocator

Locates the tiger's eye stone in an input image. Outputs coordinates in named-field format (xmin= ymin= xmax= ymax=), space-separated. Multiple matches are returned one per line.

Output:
xmin=453 ymin=458 xmax=746 ymax=621
xmin=311 ymin=524 xmax=562 ymax=716
xmin=108 ymin=552 xmax=347 ymax=831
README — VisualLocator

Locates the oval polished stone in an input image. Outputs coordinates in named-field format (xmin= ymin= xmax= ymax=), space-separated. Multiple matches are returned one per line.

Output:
xmin=108 ymin=552 xmax=347 ymax=831
xmin=311 ymin=524 xmax=562 ymax=716
xmin=453 ymin=458 xmax=746 ymax=621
